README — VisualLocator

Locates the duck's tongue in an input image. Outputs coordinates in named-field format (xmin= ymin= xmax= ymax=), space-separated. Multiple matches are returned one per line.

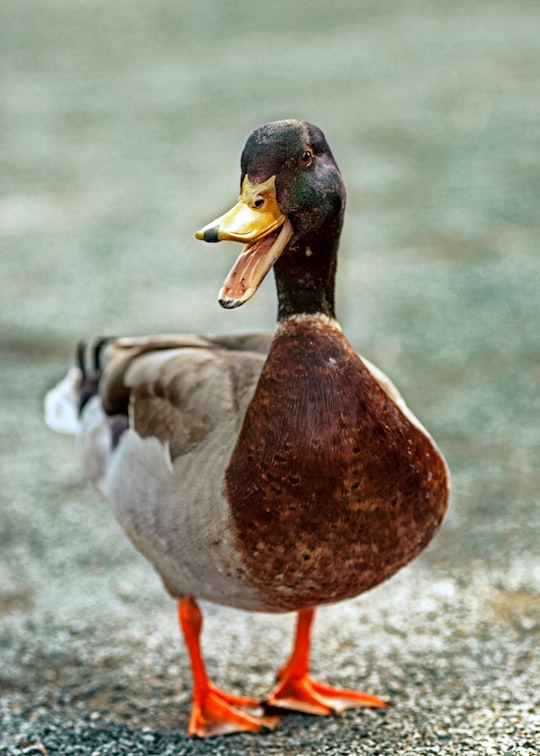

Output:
xmin=218 ymin=220 xmax=293 ymax=309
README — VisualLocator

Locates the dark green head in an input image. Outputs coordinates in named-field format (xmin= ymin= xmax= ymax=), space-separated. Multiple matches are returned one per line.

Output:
xmin=197 ymin=120 xmax=347 ymax=319
xmin=241 ymin=120 xmax=346 ymax=254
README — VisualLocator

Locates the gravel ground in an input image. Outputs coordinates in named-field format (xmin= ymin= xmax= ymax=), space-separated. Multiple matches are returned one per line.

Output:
xmin=1 ymin=1 xmax=539 ymax=754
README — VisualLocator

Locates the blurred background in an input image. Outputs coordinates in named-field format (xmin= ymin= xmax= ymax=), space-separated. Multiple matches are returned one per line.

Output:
xmin=1 ymin=1 xmax=539 ymax=753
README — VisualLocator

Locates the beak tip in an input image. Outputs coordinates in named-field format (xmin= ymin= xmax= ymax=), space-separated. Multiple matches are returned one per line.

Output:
xmin=196 ymin=226 xmax=221 ymax=243
xmin=219 ymin=286 xmax=257 ymax=310
xmin=219 ymin=297 xmax=240 ymax=310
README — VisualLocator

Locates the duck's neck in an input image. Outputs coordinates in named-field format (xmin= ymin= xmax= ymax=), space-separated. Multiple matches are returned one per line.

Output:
xmin=274 ymin=235 xmax=339 ymax=321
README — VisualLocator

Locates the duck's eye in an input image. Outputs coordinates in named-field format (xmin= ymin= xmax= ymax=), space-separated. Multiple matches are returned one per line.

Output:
xmin=300 ymin=148 xmax=314 ymax=167
xmin=253 ymin=197 xmax=265 ymax=209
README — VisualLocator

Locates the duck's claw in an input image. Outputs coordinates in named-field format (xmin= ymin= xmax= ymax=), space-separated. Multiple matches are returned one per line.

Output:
xmin=188 ymin=683 xmax=280 ymax=738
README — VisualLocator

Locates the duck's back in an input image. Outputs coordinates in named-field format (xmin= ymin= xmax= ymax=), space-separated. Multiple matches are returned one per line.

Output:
xmin=226 ymin=314 xmax=449 ymax=611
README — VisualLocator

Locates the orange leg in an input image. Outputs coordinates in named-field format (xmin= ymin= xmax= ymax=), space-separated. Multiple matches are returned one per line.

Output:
xmin=266 ymin=608 xmax=389 ymax=715
xmin=178 ymin=598 xmax=280 ymax=737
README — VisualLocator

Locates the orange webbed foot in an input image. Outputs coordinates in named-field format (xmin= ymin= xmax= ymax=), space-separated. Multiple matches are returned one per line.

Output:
xmin=178 ymin=598 xmax=280 ymax=738
xmin=188 ymin=682 xmax=280 ymax=738
xmin=266 ymin=672 xmax=389 ymax=716
xmin=265 ymin=608 xmax=389 ymax=716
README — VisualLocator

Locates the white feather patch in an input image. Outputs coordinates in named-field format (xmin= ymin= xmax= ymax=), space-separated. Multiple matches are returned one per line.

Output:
xmin=44 ymin=368 xmax=82 ymax=435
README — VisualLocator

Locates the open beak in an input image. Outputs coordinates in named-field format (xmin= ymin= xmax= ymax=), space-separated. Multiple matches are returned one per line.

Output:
xmin=196 ymin=175 xmax=293 ymax=308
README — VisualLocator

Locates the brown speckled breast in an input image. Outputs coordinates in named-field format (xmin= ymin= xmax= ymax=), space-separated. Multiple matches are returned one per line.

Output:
xmin=225 ymin=316 xmax=449 ymax=611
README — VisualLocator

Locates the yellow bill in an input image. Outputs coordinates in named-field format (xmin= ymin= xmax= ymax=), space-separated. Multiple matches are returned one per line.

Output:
xmin=196 ymin=176 xmax=293 ymax=308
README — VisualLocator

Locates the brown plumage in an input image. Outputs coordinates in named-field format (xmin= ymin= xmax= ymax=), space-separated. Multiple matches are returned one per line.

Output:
xmin=227 ymin=314 xmax=447 ymax=610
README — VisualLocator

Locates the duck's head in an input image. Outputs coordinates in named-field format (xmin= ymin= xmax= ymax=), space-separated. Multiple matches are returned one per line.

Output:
xmin=196 ymin=120 xmax=346 ymax=319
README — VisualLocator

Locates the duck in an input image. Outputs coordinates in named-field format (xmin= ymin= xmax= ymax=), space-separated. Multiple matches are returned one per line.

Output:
xmin=45 ymin=119 xmax=450 ymax=738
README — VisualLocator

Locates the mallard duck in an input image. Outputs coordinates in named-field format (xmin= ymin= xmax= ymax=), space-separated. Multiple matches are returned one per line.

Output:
xmin=45 ymin=119 xmax=449 ymax=738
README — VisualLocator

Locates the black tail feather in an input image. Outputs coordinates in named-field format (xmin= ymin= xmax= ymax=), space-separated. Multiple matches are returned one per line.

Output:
xmin=77 ymin=337 xmax=115 ymax=414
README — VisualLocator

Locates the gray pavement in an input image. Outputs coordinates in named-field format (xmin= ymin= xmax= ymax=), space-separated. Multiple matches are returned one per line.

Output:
xmin=1 ymin=1 xmax=539 ymax=754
